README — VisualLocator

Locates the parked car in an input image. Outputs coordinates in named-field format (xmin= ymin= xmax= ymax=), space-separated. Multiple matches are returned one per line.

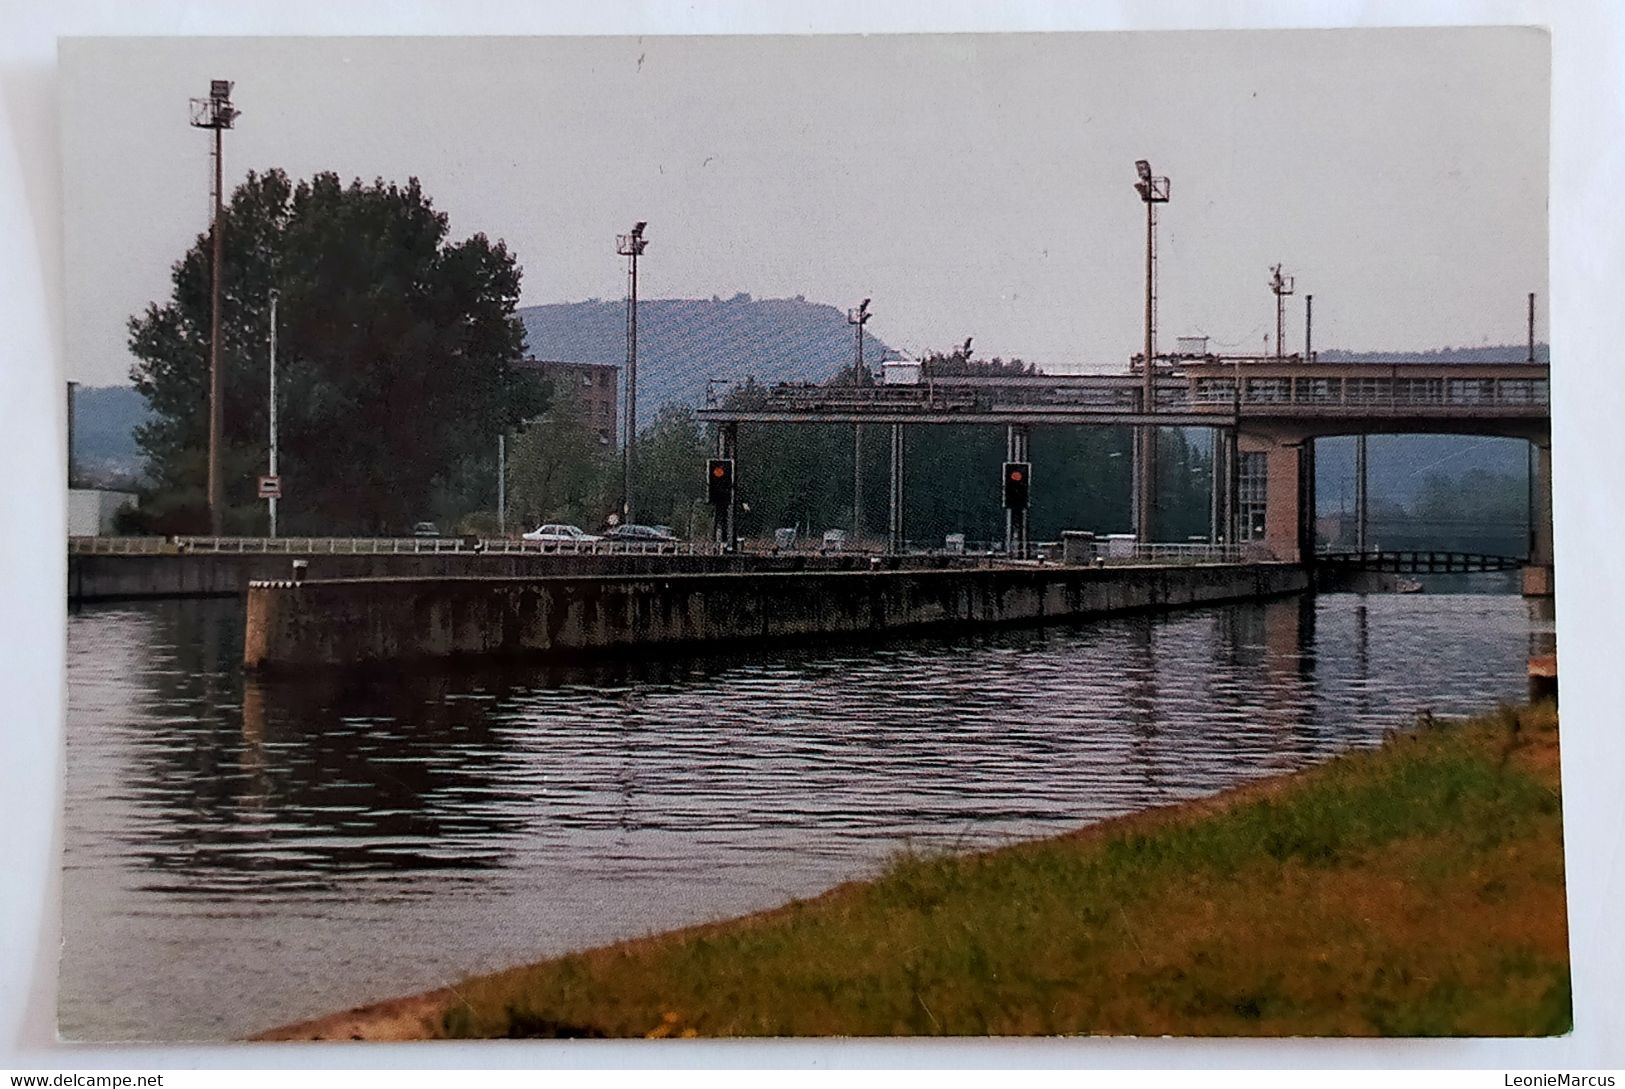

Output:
xmin=821 ymin=528 xmax=847 ymax=552
xmin=522 ymin=523 xmax=602 ymax=544
xmin=602 ymin=523 xmax=679 ymax=543
xmin=411 ymin=521 xmax=441 ymax=538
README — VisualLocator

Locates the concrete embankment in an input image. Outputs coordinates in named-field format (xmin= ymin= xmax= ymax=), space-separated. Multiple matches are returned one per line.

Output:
xmin=243 ymin=562 xmax=1307 ymax=670
xmin=70 ymin=549 xmax=936 ymax=603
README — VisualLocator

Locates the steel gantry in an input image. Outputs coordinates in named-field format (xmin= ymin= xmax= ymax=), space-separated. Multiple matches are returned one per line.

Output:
xmin=695 ymin=358 xmax=1552 ymax=562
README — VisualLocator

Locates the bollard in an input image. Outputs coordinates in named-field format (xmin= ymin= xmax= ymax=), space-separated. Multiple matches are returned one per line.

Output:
xmin=292 ymin=559 xmax=308 ymax=585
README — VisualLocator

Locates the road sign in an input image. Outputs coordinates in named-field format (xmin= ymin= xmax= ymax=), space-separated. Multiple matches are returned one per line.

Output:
xmin=258 ymin=475 xmax=282 ymax=499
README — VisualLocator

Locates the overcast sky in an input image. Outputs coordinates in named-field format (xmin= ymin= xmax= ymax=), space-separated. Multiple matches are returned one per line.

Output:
xmin=60 ymin=27 xmax=1548 ymax=385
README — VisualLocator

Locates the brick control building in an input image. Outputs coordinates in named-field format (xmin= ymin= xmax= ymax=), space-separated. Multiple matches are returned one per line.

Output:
xmin=520 ymin=358 xmax=620 ymax=446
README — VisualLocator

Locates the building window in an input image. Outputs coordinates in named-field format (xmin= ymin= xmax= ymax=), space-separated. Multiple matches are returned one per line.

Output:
xmin=1244 ymin=377 xmax=1290 ymax=404
xmin=1238 ymin=451 xmax=1268 ymax=542
xmin=1293 ymin=377 xmax=1339 ymax=404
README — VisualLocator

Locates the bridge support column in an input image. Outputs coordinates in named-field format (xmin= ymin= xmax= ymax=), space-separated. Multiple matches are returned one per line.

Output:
xmin=1523 ymin=439 xmax=1554 ymax=597
xmin=853 ymin=424 xmax=864 ymax=542
xmin=1210 ymin=427 xmax=1236 ymax=545
xmin=1354 ymin=435 xmax=1369 ymax=551
xmin=888 ymin=422 xmax=905 ymax=555
xmin=1135 ymin=419 xmax=1157 ymax=544
xmin=1238 ymin=426 xmax=1312 ymax=563
xmin=1006 ymin=424 xmax=1030 ymax=558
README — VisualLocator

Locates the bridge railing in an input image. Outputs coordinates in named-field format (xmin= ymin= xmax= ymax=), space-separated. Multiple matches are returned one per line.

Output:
xmin=743 ymin=366 xmax=1548 ymax=420
xmin=69 ymin=535 xmax=726 ymax=557
xmin=1315 ymin=549 xmax=1524 ymax=572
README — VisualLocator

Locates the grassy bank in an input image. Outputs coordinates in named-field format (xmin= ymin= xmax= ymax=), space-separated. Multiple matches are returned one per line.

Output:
xmin=263 ymin=703 xmax=1568 ymax=1040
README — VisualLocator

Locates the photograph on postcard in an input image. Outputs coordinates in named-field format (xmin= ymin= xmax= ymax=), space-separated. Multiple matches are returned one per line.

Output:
xmin=57 ymin=29 xmax=1562 ymax=1041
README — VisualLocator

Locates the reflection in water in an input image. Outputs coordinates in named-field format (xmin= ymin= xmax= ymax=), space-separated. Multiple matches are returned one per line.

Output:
xmin=62 ymin=592 xmax=1534 ymax=1041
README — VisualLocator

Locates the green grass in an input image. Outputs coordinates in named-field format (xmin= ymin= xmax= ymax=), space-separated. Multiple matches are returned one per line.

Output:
xmin=432 ymin=702 xmax=1567 ymax=1039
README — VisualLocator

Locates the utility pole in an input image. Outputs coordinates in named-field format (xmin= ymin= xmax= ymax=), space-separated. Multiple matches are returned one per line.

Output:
xmin=1528 ymin=291 xmax=1537 ymax=362
xmin=1269 ymin=264 xmax=1295 ymax=360
xmin=616 ymin=222 xmax=648 ymax=525
xmin=497 ymin=433 xmax=506 ymax=535
xmin=1304 ymin=293 xmax=1314 ymax=361
xmin=66 ymin=381 xmax=77 ymax=489
xmin=267 ymin=289 xmax=279 ymax=537
xmin=190 ymin=80 xmax=238 ymax=536
xmin=847 ymin=298 xmax=871 ymax=539
xmin=1133 ymin=160 xmax=1170 ymax=545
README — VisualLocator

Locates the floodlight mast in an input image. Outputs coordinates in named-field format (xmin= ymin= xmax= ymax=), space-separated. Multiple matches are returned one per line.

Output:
xmin=847 ymin=298 xmax=873 ymax=537
xmin=1269 ymin=264 xmax=1295 ymax=360
xmin=616 ymin=222 xmax=649 ymax=524
xmin=189 ymin=79 xmax=238 ymax=535
xmin=1133 ymin=159 xmax=1170 ymax=545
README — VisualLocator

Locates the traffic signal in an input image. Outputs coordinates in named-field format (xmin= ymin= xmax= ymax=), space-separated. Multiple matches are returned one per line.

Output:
xmin=1003 ymin=461 xmax=1030 ymax=511
xmin=707 ymin=458 xmax=735 ymax=507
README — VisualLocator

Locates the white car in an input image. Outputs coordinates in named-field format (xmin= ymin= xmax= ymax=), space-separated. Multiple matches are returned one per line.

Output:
xmin=522 ymin=523 xmax=602 ymax=544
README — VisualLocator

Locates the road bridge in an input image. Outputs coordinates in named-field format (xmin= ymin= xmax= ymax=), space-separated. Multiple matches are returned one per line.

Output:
xmin=695 ymin=356 xmax=1553 ymax=594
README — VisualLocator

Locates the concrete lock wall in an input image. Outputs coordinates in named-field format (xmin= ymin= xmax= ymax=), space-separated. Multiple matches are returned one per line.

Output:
xmin=243 ymin=563 xmax=1309 ymax=670
xmin=69 ymin=552 xmax=743 ymax=603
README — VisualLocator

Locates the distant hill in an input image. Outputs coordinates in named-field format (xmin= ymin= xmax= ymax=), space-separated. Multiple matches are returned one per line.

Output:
xmin=519 ymin=294 xmax=893 ymax=432
xmin=1317 ymin=343 xmax=1549 ymax=364
xmin=71 ymin=385 xmax=150 ymax=486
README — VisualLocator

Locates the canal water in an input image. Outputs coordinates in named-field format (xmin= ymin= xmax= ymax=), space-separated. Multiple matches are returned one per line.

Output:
xmin=60 ymin=590 xmax=1547 ymax=1041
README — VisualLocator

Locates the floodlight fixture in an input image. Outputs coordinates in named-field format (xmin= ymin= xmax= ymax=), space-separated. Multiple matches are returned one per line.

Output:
xmin=189 ymin=79 xmax=238 ymax=130
xmin=961 ymin=337 xmax=974 ymax=358
xmin=1134 ymin=159 xmax=1170 ymax=203
xmin=617 ymin=222 xmax=649 ymax=257
xmin=1269 ymin=263 xmax=1295 ymax=297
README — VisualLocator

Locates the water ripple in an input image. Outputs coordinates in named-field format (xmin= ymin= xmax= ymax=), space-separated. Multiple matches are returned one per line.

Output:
xmin=59 ymin=590 xmax=1541 ymax=1041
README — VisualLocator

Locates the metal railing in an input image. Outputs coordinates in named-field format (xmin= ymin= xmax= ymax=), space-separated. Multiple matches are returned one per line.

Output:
xmin=1105 ymin=542 xmax=1243 ymax=565
xmin=69 ymin=535 xmax=725 ymax=557
xmin=736 ymin=364 xmax=1550 ymax=420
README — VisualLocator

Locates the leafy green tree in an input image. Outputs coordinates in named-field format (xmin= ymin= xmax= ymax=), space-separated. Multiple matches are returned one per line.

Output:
xmin=504 ymin=385 xmax=616 ymax=531
xmin=632 ymin=405 xmax=711 ymax=535
xmin=128 ymin=169 xmax=545 ymax=534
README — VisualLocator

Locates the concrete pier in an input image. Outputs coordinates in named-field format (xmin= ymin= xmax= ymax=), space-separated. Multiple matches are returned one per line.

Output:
xmin=243 ymin=562 xmax=1308 ymax=670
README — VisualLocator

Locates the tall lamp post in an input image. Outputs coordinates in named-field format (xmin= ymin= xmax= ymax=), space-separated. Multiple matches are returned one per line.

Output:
xmin=190 ymin=79 xmax=239 ymax=536
xmin=616 ymin=221 xmax=649 ymax=524
xmin=847 ymin=297 xmax=871 ymax=538
xmin=1269 ymin=264 xmax=1295 ymax=360
xmin=1133 ymin=159 xmax=1170 ymax=545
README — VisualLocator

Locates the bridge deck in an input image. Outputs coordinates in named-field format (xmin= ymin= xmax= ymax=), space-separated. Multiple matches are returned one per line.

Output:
xmin=696 ymin=360 xmax=1550 ymax=428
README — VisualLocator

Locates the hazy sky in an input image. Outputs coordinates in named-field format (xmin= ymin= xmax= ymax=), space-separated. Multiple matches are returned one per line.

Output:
xmin=60 ymin=28 xmax=1549 ymax=385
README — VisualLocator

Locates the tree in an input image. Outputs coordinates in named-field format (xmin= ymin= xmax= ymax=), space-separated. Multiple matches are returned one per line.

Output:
xmin=632 ymin=405 xmax=710 ymax=534
xmin=504 ymin=385 xmax=616 ymax=531
xmin=128 ymin=169 xmax=546 ymax=534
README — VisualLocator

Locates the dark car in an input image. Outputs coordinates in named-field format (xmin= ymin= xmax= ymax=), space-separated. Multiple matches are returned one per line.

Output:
xmin=411 ymin=521 xmax=441 ymax=538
